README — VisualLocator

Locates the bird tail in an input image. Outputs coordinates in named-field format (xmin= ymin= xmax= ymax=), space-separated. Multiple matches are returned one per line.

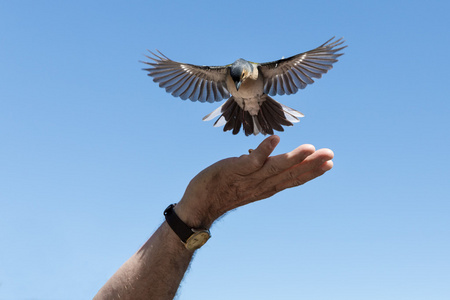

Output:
xmin=202 ymin=95 xmax=304 ymax=136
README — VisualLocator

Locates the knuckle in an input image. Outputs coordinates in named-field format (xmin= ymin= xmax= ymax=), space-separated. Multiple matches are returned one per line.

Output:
xmin=292 ymin=179 xmax=304 ymax=187
xmin=249 ymin=155 xmax=263 ymax=169
xmin=287 ymin=170 xmax=297 ymax=181
xmin=272 ymin=184 xmax=282 ymax=194
xmin=267 ymin=164 xmax=279 ymax=175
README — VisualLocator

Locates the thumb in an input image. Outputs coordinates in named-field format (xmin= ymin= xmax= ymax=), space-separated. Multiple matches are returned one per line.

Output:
xmin=239 ymin=135 xmax=280 ymax=174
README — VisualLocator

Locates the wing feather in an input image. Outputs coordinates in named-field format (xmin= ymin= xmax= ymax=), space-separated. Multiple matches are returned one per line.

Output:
xmin=258 ymin=37 xmax=346 ymax=96
xmin=142 ymin=51 xmax=230 ymax=102
xmin=179 ymin=76 xmax=199 ymax=100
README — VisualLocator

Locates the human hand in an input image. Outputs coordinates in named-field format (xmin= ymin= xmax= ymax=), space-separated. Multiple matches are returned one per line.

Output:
xmin=175 ymin=135 xmax=334 ymax=228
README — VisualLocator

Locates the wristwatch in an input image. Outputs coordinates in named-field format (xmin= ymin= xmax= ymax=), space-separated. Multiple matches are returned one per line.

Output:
xmin=164 ymin=204 xmax=211 ymax=251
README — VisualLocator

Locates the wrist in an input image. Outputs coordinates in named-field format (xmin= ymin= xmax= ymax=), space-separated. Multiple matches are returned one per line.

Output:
xmin=175 ymin=163 xmax=232 ymax=228
xmin=174 ymin=196 xmax=217 ymax=229
xmin=164 ymin=204 xmax=211 ymax=251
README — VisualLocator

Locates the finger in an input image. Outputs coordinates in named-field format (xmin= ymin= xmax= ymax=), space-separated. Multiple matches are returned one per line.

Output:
xmin=275 ymin=149 xmax=334 ymax=189
xmin=237 ymin=135 xmax=280 ymax=175
xmin=275 ymin=159 xmax=334 ymax=191
xmin=262 ymin=148 xmax=334 ymax=190
xmin=258 ymin=144 xmax=316 ymax=177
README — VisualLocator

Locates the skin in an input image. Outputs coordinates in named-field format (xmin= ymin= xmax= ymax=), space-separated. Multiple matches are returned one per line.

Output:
xmin=94 ymin=135 xmax=334 ymax=299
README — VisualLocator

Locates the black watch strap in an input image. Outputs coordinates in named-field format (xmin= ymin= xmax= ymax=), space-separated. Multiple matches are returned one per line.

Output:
xmin=164 ymin=204 xmax=194 ymax=243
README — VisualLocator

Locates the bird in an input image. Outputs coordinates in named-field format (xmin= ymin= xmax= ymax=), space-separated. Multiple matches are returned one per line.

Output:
xmin=142 ymin=37 xmax=346 ymax=136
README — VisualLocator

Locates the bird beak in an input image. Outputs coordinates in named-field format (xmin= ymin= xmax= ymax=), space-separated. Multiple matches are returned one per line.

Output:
xmin=235 ymin=80 xmax=242 ymax=91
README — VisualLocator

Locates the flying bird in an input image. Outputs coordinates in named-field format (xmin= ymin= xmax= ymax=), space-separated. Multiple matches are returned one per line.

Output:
xmin=143 ymin=37 xmax=346 ymax=136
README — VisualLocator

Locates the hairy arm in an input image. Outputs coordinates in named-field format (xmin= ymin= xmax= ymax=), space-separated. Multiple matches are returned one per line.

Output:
xmin=93 ymin=222 xmax=192 ymax=300
xmin=94 ymin=135 xmax=334 ymax=299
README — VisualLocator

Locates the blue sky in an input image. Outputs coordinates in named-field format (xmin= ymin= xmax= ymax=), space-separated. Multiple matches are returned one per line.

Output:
xmin=1 ymin=1 xmax=449 ymax=299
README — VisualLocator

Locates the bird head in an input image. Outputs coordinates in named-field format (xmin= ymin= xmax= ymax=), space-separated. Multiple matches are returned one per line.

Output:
xmin=230 ymin=59 xmax=253 ymax=91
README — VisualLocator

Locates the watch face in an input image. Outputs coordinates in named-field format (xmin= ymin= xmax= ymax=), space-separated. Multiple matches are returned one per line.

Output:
xmin=185 ymin=231 xmax=210 ymax=251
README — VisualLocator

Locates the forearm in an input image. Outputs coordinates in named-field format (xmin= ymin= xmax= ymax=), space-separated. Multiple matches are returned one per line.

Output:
xmin=94 ymin=136 xmax=334 ymax=299
xmin=93 ymin=221 xmax=194 ymax=300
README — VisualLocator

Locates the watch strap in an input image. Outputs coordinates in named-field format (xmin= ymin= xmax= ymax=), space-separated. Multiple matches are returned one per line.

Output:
xmin=164 ymin=203 xmax=194 ymax=243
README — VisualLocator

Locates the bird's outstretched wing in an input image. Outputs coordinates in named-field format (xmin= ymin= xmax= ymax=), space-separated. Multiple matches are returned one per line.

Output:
xmin=142 ymin=51 xmax=230 ymax=103
xmin=258 ymin=37 xmax=346 ymax=96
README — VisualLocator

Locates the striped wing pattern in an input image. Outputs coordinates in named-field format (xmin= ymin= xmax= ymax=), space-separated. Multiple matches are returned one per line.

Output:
xmin=258 ymin=37 xmax=346 ymax=96
xmin=142 ymin=51 xmax=230 ymax=103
